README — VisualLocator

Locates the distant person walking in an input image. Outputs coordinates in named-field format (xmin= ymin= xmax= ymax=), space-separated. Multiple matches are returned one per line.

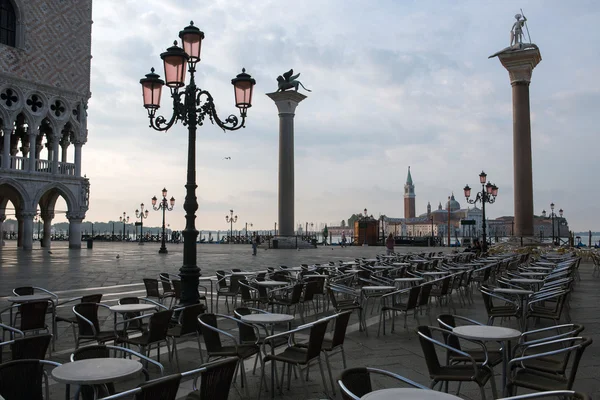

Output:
xmin=386 ymin=233 xmax=395 ymax=255
xmin=341 ymin=232 xmax=347 ymax=248
xmin=252 ymin=235 xmax=260 ymax=256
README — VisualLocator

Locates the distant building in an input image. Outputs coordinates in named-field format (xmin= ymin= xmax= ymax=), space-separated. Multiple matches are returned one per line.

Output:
xmin=403 ymin=167 xmax=415 ymax=219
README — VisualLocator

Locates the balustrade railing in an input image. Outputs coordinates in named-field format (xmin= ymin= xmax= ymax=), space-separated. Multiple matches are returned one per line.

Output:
xmin=10 ymin=156 xmax=26 ymax=170
xmin=2 ymin=157 xmax=76 ymax=176
xmin=58 ymin=162 xmax=76 ymax=176
xmin=36 ymin=159 xmax=50 ymax=172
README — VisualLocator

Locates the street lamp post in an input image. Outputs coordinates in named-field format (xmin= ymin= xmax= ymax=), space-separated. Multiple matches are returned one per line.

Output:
xmin=245 ymin=222 xmax=253 ymax=240
xmin=119 ymin=213 xmax=129 ymax=241
xmin=34 ymin=214 xmax=41 ymax=241
xmin=363 ymin=208 xmax=368 ymax=246
xmin=225 ymin=210 xmax=238 ymax=244
xmin=547 ymin=203 xmax=563 ymax=245
xmin=430 ymin=216 xmax=434 ymax=246
xmin=310 ymin=222 xmax=314 ymax=239
xmin=152 ymin=188 xmax=175 ymax=254
xmin=140 ymin=21 xmax=255 ymax=305
xmin=135 ymin=204 xmax=149 ymax=245
xmin=464 ymin=171 xmax=499 ymax=253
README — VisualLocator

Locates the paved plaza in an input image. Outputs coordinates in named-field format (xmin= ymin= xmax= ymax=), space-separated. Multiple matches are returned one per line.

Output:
xmin=0 ymin=243 xmax=599 ymax=399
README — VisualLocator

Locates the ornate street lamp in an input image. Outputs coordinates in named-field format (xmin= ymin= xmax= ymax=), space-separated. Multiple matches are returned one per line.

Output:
xmin=135 ymin=204 xmax=149 ymax=245
xmin=152 ymin=188 xmax=175 ymax=254
xmin=464 ymin=170 xmax=499 ymax=252
xmin=140 ymin=21 xmax=255 ymax=306
xmin=245 ymin=222 xmax=253 ymax=240
xmin=547 ymin=203 xmax=562 ymax=245
xmin=225 ymin=210 xmax=238 ymax=244
xmin=119 ymin=212 xmax=130 ymax=241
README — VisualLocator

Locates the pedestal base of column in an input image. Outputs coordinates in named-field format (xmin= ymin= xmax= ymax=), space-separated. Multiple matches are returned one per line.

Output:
xmin=268 ymin=236 xmax=316 ymax=250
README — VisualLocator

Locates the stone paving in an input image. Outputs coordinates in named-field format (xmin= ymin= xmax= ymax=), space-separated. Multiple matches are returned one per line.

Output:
xmin=1 ymin=242 xmax=599 ymax=399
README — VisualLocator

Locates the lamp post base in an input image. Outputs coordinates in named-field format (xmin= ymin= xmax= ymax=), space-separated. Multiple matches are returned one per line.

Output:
xmin=158 ymin=247 xmax=168 ymax=254
xmin=138 ymin=242 xmax=144 ymax=246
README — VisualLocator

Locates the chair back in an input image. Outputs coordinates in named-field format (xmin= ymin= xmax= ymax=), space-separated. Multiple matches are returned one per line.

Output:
xmin=134 ymin=373 xmax=181 ymax=400
xmin=74 ymin=303 xmax=101 ymax=336
xmin=338 ymin=367 xmax=372 ymax=400
xmin=82 ymin=294 xmax=103 ymax=303
xmin=565 ymin=337 xmax=593 ymax=389
xmin=233 ymin=308 xmax=257 ymax=343
xmin=238 ymin=280 xmax=254 ymax=302
xmin=330 ymin=311 xmax=352 ymax=348
xmin=143 ymin=279 xmax=161 ymax=298
xmin=438 ymin=276 xmax=451 ymax=295
xmin=404 ymin=285 xmax=421 ymax=310
xmin=418 ymin=283 xmax=433 ymax=308
xmin=159 ymin=273 xmax=173 ymax=293
xmin=13 ymin=287 xmax=34 ymax=296
xmin=303 ymin=281 xmax=320 ymax=302
xmin=172 ymin=280 xmax=182 ymax=300
xmin=216 ymin=271 xmax=228 ymax=289
xmin=436 ymin=314 xmax=462 ymax=352
xmin=72 ymin=344 xmax=111 ymax=360
xmin=147 ymin=310 xmax=174 ymax=344
xmin=305 ymin=319 xmax=329 ymax=361
xmin=199 ymin=314 xmax=223 ymax=353
xmin=19 ymin=301 xmax=49 ymax=331
xmin=290 ymin=283 xmax=304 ymax=304
xmin=179 ymin=304 xmax=205 ymax=336
xmin=119 ymin=297 xmax=143 ymax=327
xmin=416 ymin=326 xmax=442 ymax=375
xmin=10 ymin=334 xmax=52 ymax=360
xmin=196 ymin=357 xmax=238 ymax=400
xmin=0 ymin=359 xmax=45 ymax=400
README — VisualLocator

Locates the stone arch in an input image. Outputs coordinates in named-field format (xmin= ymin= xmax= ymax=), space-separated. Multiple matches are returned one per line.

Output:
xmin=32 ymin=182 xmax=77 ymax=214
xmin=0 ymin=177 xmax=29 ymax=214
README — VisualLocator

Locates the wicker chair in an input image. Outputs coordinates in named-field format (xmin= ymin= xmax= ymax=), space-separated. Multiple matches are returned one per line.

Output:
xmin=73 ymin=302 xmax=118 ymax=349
xmin=416 ymin=325 xmax=497 ymax=399
xmin=184 ymin=357 xmax=239 ymax=400
xmin=167 ymin=304 xmax=206 ymax=369
xmin=0 ymin=334 xmax=52 ymax=362
xmin=0 ymin=359 xmax=61 ymax=400
xmin=338 ymin=367 xmax=429 ymax=400
xmin=506 ymin=337 xmax=593 ymax=395
xmin=96 ymin=373 xmax=182 ymax=400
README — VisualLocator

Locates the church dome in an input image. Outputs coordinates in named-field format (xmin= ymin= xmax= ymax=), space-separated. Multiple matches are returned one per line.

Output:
xmin=446 ymin=193 xmax=461 ymax=212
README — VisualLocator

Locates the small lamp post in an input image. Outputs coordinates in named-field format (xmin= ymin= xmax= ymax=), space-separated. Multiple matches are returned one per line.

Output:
xmin=152 ymin=188 xmax=175 ymax=254
xmin=225 ymin=210 xmax=237 ymax=244
xmin=140 ymin=21 xmax=255 ymax=305
xmin=245 ymin=222 xmax=253 ymax=240
xmin=119 ymin=212 xmax=129 ymax=241
xmin=363 ymin=208 xmax=368 ymax=246
xmin=464 ymin=171 xmax=498 ymax=252
xmin=135 ymin=204 xmax=149 ymax=245
xmin=34 ymin=214 xmax=41 ymax=241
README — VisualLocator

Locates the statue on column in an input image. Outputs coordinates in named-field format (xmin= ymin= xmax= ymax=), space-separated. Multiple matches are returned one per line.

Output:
xmin=489 ymin=11 xmax=538 ymax=58
xmin=276 ymin=69 xmax=312 ymax=93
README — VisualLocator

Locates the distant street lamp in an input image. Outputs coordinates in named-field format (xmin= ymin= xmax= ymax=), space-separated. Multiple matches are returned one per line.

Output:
xmin=546 ymin=203 xmax=563 ymax=244
xmin=464 ymin=171 xmax=499 ymax=252
xmin=245 ymin=222 xmax=253 ymax=239
xmin=139 ymin=21 xmax=255 ymax=305
xmin=430 ymin=216 xmax=434 ymax=246
xmin=119 ymin=212 xmax=129 ymax=241
xmin=135 ymin=204 xmax=149 ymax=245
xmin=34 ymin=214 xmax=41 ymax=241
xmin=225 ymin=210 xmax=237 ymax=243
xmin=152 ymin=188 xmax=175 ymax=254
xmin=362 ymin=208 xmax=368 ymax=246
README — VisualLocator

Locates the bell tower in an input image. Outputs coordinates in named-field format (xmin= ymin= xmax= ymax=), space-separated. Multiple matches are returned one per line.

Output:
xmin=404 ymin=166 xmax=415 ymax=218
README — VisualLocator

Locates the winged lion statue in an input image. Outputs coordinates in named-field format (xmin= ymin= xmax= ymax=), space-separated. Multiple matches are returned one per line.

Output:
xmin=276 ymin=69 xmax=311 ymax=93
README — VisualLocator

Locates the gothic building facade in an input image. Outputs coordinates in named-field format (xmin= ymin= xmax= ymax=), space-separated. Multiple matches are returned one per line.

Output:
xmin=0 ymin=0 xmax=93 ymax=249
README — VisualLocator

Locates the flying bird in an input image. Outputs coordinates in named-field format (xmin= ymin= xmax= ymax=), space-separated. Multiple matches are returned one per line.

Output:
xmin=116 ymin=254 xmax=120 ymax=259
xmin=47 ymin=251 xmax=53 ymax=254
xmin=224 ymin=157 xmax=231 ymax=160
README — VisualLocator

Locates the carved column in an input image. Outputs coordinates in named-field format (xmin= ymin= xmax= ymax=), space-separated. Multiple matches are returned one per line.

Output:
xmin=266 ymin=91 xmax=307 ymax=237
xmin=51 ymin=134 xmax=60 ymax=174
xmin=41 ymin=212 xmax=54 ymax=248
xmin=16 ymin=216 xmax=23 ymax=247
xmin=74 ymin=142 xmax=82 ymax=177
xmin=27 ymin=129 xmax=37 ymax=172
xmin=19 ymin=211 xmax=35 ymax=250
xmin=2 ymin=125 xmax=11 ymax=169
xmin=0 ymin=214 xmax=5 ymax=246
xmin=67 ymin=212 xmax=84 ymax=249
xmin=60 ymin=132 xmax=69 ymax=163
xmin=497 ymin=48 xmax=541 ymax=237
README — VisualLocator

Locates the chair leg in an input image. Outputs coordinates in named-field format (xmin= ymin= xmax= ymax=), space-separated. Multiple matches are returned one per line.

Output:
xmin=317 ymin=358 xmax=329 ymax=395
xmin=195 ymin=333 xmax=204 ymax=363
xmin=324 ymin=352 xmax=336 ymax=395
xmin=172 ymin=338 xmax=180 ymax=372
xmin=478 ymin=384 xmax=487 ymax=400
xmin=489 ymin=370 xmax=498 ymax=398
xmin=340 ymin=346 xmax=347 ymax=368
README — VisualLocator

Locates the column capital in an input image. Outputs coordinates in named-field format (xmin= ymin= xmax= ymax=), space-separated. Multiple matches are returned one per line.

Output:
xmin=66 ymin=212 xmax=85 ymax=222
xmin=40 ymin=212 xmax=55 ymax=221
xmin=266 ymin=91 xmax=307 ymax=115
xmin=17 ymin=211 xmax=37 ymax=219
xmin=0 ymin=215 xmax=5 ymax=223
xmin=497 ymin=48 xmax=542 ymax=85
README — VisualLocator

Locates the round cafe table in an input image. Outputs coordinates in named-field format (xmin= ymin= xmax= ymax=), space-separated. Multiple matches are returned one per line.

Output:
xmin=256 ymin=280 xmax=289 ymax=287
xmin=52 ymin=358 xmax=143 ymax=399
xmin=453 ymin=325 xmax=521 ymax=397
xmin=361 ymin=388 xmax=461 ymax=400
xmin=394 ymin=277 xmax=423 ymax=288
xmin=110 ymin=303 xmax=156 ymax=331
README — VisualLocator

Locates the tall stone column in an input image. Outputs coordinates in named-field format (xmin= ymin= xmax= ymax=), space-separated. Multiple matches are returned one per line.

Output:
xmin=67 ymin=213 xmax=84 ymax=249
xmin=17 ymin=217 xmax=23 ymax=247
xmin=2 ymin=126 xmax=11 ymax=169
xmin=74 ymin=142 xmax=82 ymax=177
xmin=27 ymin=130 xmax=37 ymax=172
xmin=41 ymin=212 xmax=54 ymax=248
xmin=266 ymin=91 xmax=307 ymax=237
xmin=496 ymin=48 xmax=541 ymax=237
xmin=0 ymin=214 xmax=5 ymax=246
xmin=20 ymin=212 xmax=35 ymax=250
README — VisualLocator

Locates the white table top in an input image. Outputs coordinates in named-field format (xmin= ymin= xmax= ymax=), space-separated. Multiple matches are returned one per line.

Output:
xmin=364 ymin=259 xmax=379 ymax=262
xmin=362 ymin=286 xmax=395 ymax=291
xmin=109 ymin=304 xmax=156 ymax=313
xmin=453 ymin=325 xmax=521 ymax=341
xmin=52 ymin=358 xmax=142 ymax=385
xmin=361 ymin=388 xmax=461 ymax=400
xmin=255 ymin=280 xmax=289 ymax=287
xmin=6 ymin=294 xmax=52 ymax=303
xmin=395 ymin=277 xmax=423 ymax=282
xmin=392 ymin=262 xmax=410 ymax=266
xmin=304 ymin=275 xmax=327 ymax=279
xmin=241 ymin=313 xmax=294 ymax=324
xmin=493 ymin=288 xmax=534 ymax=295
xmin=422 ymin=271 xmax=446 ymax=275
xmin=520 ymin=272 xmax=548 ymax=277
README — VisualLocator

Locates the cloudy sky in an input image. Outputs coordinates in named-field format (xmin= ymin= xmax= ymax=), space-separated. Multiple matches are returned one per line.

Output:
xmin=63 ymin=0 xmax=600 ymax=232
